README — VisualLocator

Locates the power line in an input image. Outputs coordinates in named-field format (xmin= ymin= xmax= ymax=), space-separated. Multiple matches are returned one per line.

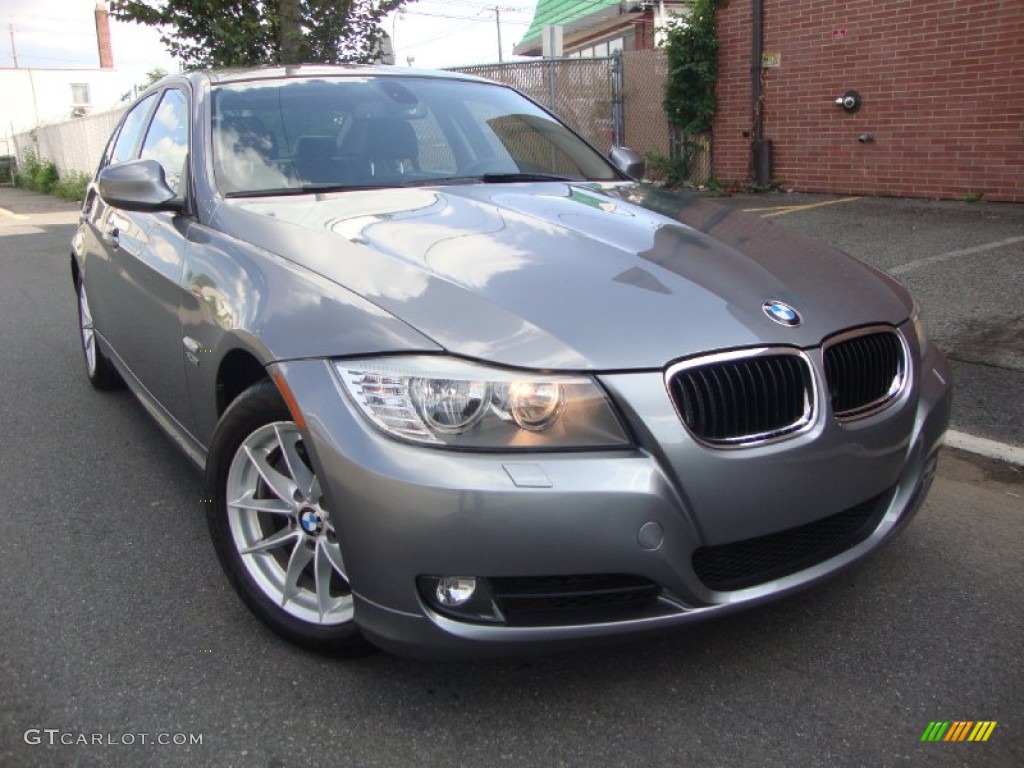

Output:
xmin=403 ymin=9 xmax=531 ymax=21
xmin=419 ymin=0 xmax=532 ymax=11
xmin=5 ymin=51 xmax=95 ymax=64
xmin=402 ymin=9 xmax=531 ymax=25
xmin=401 ymin=18 xmax=484 ymax=51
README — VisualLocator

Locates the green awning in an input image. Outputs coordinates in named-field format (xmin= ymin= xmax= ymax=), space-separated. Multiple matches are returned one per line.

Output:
xmin=517 ymin=0 xmax=622 ymax=51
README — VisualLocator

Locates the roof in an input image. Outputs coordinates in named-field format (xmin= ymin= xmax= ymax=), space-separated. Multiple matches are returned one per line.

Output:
xmin=516 ymin=0 xmax=623 ymax=54
xmin=135 ymin=64 xmax=497 ymax=105
xmin=199 ymin=64 xmax=485 ymax=85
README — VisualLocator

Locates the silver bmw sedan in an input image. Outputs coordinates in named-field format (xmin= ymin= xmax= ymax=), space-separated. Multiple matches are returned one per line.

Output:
xmin=71 ymin=66 xmax=951 ymax=658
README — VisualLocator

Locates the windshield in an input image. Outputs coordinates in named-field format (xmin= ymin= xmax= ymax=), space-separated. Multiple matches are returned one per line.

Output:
xmin=211 ymin=76 xmax=621 ymax=196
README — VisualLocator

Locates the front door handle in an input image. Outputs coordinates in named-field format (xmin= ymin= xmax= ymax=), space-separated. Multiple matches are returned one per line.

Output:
xmin=103 ymin=226 xmax=119 ymax=248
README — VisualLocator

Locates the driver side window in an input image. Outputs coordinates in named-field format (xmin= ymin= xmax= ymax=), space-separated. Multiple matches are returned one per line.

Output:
xmin=110 ymin=93 xmax=158 ymax=166
xmin=140 ymin=89 xmax=189 ymax=196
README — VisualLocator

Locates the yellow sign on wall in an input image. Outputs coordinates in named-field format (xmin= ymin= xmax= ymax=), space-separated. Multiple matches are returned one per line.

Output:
xmin=762 ymin=52 xmax=781 ymax=68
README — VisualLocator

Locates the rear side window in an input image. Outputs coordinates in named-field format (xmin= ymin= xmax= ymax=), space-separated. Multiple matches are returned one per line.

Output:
xmin=111 ymin=93 xmax=158 ymax=164
xmin=140 ymin=89 xmax=189 ymax=195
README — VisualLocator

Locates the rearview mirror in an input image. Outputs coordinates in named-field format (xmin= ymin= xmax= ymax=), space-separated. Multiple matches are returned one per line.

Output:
xmin=98 ymin=159 xmax=183 ymax=212
xmin=608 ymin=147 xmax=645 ymax=180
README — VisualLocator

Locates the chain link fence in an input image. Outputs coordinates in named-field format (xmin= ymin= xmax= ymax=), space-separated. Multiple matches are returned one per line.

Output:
xmin=619 ymin=49 xmax=709 ymax=186
xmin=619 ymin=49 xmax=669 ymax=160
xmin=451 ymin=52 xmax=709 ymax=185
xmin=10 ymin=106 xmax=125 ymax=179
xmin=668 ymin=130 xmax=712 ymax=186
xmin=451 ymin=57 xmax=619 ymax=154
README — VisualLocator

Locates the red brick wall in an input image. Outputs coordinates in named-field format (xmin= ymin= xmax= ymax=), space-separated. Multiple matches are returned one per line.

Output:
xmin=712 ymin=0 xmax=1024 ymax=202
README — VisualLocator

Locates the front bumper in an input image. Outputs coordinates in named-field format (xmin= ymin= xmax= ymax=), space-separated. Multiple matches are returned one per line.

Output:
xmin=274 ymin=330 xmax=951 ymax=659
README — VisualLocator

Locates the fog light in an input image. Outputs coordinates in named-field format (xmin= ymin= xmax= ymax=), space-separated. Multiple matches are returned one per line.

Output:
xmin=436 ymin=576 xmax=477 ymax=606
xmin=417 ymin=575 xmax=504 ymax=623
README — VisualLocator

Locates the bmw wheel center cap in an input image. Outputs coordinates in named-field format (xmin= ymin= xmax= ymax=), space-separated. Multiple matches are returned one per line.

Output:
xmin=762 ymin=300 xmax=801 ymax=327
xmin=299 ymin=508 xmax=323 ymax=535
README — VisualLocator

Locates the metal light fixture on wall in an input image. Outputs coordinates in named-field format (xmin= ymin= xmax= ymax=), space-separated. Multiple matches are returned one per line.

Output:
xmin=835 ymin=90 xmax=862 ymax=112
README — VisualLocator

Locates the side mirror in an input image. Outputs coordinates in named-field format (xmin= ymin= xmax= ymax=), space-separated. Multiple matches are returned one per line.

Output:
xmin=98 ymin=159 xmax=182 ymax=212
xmin=608 ymin=147 xmax=645 ymax=180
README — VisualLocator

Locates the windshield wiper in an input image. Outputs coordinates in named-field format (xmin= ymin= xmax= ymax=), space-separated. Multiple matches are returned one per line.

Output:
xmin=223 ymin=174 xmax=586 ymax=198
xmin=224 ymin=187 xmax=313 ymax=198
xmin=224 ymin=183 xmax=379 ymax=198
xmin=479 ymin=172 xmax=582 ymax=183
xmin=390 ymin=175 xmax=577 ymax=187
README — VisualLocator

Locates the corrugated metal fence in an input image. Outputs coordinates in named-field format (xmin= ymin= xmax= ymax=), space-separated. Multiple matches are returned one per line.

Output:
xmin=10 ymin=107 xmax=125 ymax=178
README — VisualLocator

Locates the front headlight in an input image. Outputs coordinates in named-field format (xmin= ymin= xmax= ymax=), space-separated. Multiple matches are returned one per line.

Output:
xmin=334 ymin=356 xmax=630 ymax=450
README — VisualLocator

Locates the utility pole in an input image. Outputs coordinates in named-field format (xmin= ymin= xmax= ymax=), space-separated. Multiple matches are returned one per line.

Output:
xmin=9 ymin=23 xmax=19 ymax=68
xmin=280 ymin=0 xmax=304 ymax=64
xmin=495 ymin=7 xmax=503 ymax=63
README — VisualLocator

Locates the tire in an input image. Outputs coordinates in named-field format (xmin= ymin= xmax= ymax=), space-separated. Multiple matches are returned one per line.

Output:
xmin=206 ymin=380 xmax=375 ymax=657
xmin=76 ymin=277 xmax=121 ymax=390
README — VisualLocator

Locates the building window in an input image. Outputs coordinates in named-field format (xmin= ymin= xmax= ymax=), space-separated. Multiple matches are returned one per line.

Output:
xmin=69 ymin=82 xmax=92 ymax=117
xmin=71 ymin=83 xmax=92 ymax=116
xmin=570 ymin=35 xmax=626 ymax=58
xmin=71 ymin=83 xmax=91 ymax=106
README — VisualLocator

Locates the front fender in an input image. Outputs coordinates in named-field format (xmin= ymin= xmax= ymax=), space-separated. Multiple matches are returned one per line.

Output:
xmin=181 ymin=223 xmax=442 ymax=446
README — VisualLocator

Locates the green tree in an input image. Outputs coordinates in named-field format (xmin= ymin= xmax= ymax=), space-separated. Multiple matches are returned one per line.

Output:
xmin=121 ymin=67 xmax=170 ymax=101
xmin=662 ymin=0 xmax=721 ymax=136
xmin=110 ymin=0 xmax=407 ymax=69
xmin=141 ymin=66 xmax=170 ymax=87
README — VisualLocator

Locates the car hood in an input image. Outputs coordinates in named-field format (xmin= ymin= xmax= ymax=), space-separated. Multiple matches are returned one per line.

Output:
xmin=211 ymin=182 xmax=912 ymax=370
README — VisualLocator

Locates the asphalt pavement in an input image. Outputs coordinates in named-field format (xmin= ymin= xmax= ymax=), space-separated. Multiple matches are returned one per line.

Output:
xmin=0 ymin=186 xmax=1021 ymax=767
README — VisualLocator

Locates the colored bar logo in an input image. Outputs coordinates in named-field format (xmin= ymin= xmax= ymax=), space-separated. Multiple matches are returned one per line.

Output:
xmin=921 ymin=721 xmax=997 ymax=742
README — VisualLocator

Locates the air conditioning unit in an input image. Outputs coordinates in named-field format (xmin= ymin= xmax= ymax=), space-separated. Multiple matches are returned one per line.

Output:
xmin=71 ymin=105 xmax=92 ymax=118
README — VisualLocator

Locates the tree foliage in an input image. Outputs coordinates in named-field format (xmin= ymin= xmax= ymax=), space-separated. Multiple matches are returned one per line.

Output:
xmin=662 ymin=0 xmax=721 ymax=136
xmin=142 ymin=67 xmax=169 ymax=88
xmin=110 ymin=0 xmax=407 ymax=69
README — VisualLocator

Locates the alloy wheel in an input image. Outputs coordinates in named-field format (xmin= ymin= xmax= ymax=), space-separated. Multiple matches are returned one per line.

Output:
xmin=225 ymin=421 xmax=353 ymax=625
xmin=78 ymin=282 xmax=97 ymax=376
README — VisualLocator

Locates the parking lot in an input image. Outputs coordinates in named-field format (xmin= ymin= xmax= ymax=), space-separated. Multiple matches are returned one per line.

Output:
xmin=0 ymin=186 xmax=1020 ymax=767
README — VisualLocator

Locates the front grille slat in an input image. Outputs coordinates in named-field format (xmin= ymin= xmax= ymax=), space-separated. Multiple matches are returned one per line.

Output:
xmin=723 ymin=364 xmax=742 ymax=437
xmin=738 ymin=359 xmax=756 ymax=437
xmin=669 ymin=351 xmax=813 ymax=445
xmin=751 ymin=357 xmax=769 ymax=430
xmin=824 ymin=329 xmax=904 ymax=419
xmin=692 ymin=490 xmax=890 ymax=592
xmin=852 ymin=336 xmax=867 ymax=407
xmin=764 ymin=357 xmax=781 ymax=421
xmin=688 ymin=369 xmax=710 ymax=436
xmin=703 ymin=368 xmax=720 ymax=437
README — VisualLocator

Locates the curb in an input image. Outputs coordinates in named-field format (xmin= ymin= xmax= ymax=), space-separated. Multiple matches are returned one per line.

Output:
xmin=945 ymin=430 xmax=1024 ymax=467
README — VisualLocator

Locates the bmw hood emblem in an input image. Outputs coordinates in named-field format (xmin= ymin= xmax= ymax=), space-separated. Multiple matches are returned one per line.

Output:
xmin=762 ymin=300 xmax=801 ymax=327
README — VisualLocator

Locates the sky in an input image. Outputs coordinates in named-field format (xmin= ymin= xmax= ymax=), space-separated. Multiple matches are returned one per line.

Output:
xmin=384 ymin=0 xmax=536 ymax=68
xmin=0 ymin=0 xmax=538 ymax=77
xmin=0 ymin=0 xmax=177 ymax=77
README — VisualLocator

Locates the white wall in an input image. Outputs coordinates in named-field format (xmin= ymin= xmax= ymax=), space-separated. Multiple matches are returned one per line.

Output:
xmin=0 ymin=67 xmax=136 ymax=135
